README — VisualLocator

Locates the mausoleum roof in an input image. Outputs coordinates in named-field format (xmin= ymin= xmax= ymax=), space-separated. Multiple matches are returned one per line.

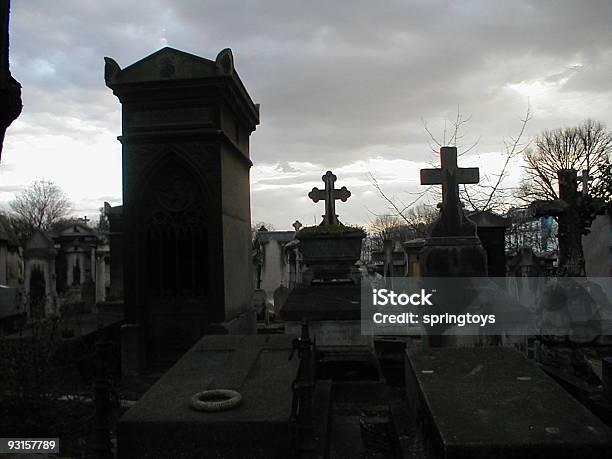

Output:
xmin=104 ymin=47 xmax=259 ymax=126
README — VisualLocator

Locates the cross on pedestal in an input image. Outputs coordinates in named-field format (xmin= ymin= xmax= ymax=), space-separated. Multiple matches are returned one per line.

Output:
xmin=530 ymin=169 xmax=596 ymax=276
xmin=308 ymin=171 xmax=351 ymax=225
xmin=292 ymin=220 xmax=303 ymax=232
xmin=420 ymin=146 xmax=479 ymax=237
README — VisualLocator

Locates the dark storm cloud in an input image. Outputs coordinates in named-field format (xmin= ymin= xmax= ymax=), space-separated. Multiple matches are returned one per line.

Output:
xmin=6 ymin=1 xmax=612 ymax=228
xmin=11 ymin=1 xmax=611 ymax=163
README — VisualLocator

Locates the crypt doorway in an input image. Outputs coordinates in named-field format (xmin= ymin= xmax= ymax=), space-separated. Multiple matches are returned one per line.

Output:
xmin=140 ymin=155 xmax=212 ymax=365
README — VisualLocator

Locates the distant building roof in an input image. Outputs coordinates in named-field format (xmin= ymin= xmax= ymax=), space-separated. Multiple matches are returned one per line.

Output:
xmin=55 ymin=222 xmax=98 ymax=238
xmin=255 ymin=231 xmax=296 ymax=245
xmin=468 ymin=210 xmax=511 ymax=228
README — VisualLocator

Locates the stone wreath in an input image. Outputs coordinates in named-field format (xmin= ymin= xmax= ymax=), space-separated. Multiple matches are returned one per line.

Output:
xmin=189 ymin=389 xmax=242 ymax=412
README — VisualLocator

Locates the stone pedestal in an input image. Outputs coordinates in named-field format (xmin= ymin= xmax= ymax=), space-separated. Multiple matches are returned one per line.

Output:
xmin=297 ymin=231 xmax=364 ymax=284
xmin=419 ymin=236 xmax=487 ymax=347
xmin=281 ymin=284 xmax=372 ymax=350
xmin=419 ymin=236 xmax=487 ymax=277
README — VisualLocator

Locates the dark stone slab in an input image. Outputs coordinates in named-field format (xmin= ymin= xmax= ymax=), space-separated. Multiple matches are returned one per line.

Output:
xmin=405 ymin=347 xmax=612 ymax=459
xmin=280 ymin=284 xmax=361 ymax=321
xmin=118 ymin=334 xmax=300 ymax=459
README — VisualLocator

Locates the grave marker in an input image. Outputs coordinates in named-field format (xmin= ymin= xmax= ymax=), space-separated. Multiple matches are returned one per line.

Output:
xmin=418 ymin=146 xmax=487 ymax=277
xmin=308 ymin=171 xmax=351 ymax=225
xmin=420 ymin=146 xmax=479 ymax=237
xmin=530 ymin=169 xmax=603 ymax=276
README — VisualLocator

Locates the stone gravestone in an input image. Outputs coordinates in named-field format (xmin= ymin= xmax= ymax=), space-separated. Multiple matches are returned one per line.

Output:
xmin=418 ymin=146 xmax=487 ymax=345
xmin=105 ymin=47 xmax=259 ymax=372
xmin=299 ymin=171 xmax=362 ymax=284
xmin=530 ymin=169 xmax=602 ymax=277
xmin=530 ymin=169 xmax=611 ymax=370
xmin=283 ymin=172 xmax=368 ymax=351
xmin=419 ymin=146 xmax=487 ymax=276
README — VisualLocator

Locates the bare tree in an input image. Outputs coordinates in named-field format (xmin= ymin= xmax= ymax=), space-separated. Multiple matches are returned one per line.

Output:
xmin=9 ymin=180 xmax=72 ymax=233
xmin=516 ymin=119 xmax=612 ymax=203
xmin=367 ymin=215 xmax=416 ymax=248
xmin=462 ymin=106 xmax=532 ymax=212
xmin=422 ymin=107 xmax=481 ymax=157
xmin=370 ymin=105 xmax=532 ymax=220
xmin=402 ymin=204 xmax=439 ymax=236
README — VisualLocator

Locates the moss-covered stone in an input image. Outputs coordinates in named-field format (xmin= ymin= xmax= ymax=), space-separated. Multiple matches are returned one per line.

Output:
xmin=297 ymin=224 xmax=365 ymax=237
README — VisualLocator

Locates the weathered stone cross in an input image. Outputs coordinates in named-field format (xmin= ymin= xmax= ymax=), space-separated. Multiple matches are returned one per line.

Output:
xmin=531 ymin=169 xmax=589 ymax=276
xmin=308 ymin=171 xmax=351 ymax=225
xmin=420 ymin=146 xmax=479 ymax=237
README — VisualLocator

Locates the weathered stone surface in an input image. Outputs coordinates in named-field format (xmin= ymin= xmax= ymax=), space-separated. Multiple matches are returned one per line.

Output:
xmin=405 ymin=346 xmax=612 ymax=459
xmin=118 ymin=334 xmax=300 ymax=458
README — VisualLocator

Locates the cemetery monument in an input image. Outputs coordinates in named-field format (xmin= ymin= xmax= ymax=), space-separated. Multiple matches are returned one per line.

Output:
xmin=105 ymin=47 xmax=260 ymax=372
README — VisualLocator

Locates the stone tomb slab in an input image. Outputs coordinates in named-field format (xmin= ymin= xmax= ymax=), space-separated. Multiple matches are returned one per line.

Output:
xmin=405 ymin=347 xmax=612 ymax=459
xmin=118 ymin=334 xmax=300 ymax=458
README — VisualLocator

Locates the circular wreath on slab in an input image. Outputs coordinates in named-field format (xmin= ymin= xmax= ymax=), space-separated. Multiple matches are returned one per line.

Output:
xmin=189 ymin=389 xmax=242 ymax=412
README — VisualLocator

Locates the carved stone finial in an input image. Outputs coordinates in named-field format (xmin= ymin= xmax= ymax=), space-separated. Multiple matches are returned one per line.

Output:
xmin=215 ymin=48 xmax=234 ymax=75
xmin=104 ymin=57 xmax=121 ymax=85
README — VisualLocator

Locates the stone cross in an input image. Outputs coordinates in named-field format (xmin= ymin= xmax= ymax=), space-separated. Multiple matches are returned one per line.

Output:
xmin=308 ymin=171 xmax=351 ymax=225
xmin=531 ymin=169 xmax=584 ymax=276
xmin=292 ymin=220 xmax=302 ymax=232
xmin=420 ymin=146 xmax=479 ymax=237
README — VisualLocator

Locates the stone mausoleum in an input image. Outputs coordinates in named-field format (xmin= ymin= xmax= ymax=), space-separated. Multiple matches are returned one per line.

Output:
xmin=105 ymin=47 xmax=260 ymax=371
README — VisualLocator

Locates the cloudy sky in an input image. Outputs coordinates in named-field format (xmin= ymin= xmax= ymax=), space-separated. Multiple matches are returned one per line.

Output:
xmin=1 ymin=0 xmax=610 ymax=229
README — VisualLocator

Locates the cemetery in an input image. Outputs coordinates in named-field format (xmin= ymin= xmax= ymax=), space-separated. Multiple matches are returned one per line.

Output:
xmin=0 ymin=1 xmax=612 ymax=458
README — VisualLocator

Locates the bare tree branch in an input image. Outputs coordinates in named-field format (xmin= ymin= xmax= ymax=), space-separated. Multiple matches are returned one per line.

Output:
xmin=8 ymin=180 xmax=72 ymax=235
